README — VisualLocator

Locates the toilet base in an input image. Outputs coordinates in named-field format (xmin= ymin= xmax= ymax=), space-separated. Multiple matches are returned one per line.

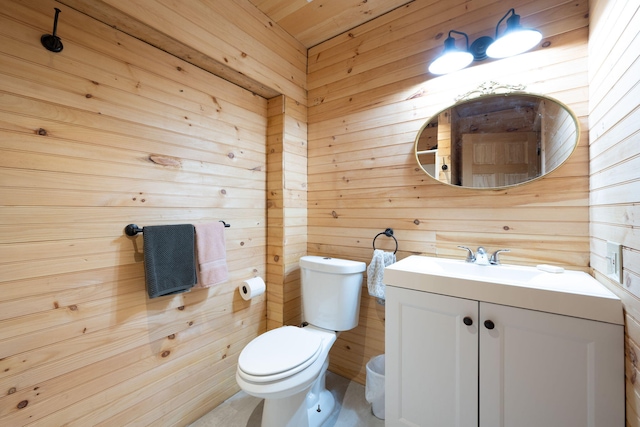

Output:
xmin=261 ymin=388 xmax=309 ymax=427
xmin=260 ymin=359 xmax=335 ymax=427
xmin=306 ymin=388 xmax=335 ymax=427
xmin=306 ymin=358 xmax=335 ymax=427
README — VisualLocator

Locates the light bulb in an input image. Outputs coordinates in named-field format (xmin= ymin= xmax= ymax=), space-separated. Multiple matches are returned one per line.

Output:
xmin=428 ymin=50 xmax=473 ymax=75
xmin=486 ymin=28 xmax=542 ymax=59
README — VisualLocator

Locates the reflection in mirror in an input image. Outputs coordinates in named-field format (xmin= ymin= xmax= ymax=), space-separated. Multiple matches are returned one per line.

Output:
xmin=415 ymin=93 xmax=578 ymax=189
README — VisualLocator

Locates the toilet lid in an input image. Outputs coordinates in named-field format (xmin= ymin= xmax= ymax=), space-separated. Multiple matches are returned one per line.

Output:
xmin=238 ymin=326 xmax=322 ymax=377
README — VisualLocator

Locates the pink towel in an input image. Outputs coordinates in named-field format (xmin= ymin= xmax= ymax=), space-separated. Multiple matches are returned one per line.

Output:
xmin=194 ymin=222 xmax=229 ymax=288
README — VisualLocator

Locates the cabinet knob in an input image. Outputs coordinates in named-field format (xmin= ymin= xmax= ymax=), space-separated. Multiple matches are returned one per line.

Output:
xmin=484 ymin=320 xmax=495 ymax=330
xmin=463 ymin=316 xmax=473 ymax=326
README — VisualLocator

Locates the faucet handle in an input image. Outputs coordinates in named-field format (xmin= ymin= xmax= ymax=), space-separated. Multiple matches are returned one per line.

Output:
xmin=490 ymin=249 xmax=511 ymax=265
xmin=457 ymin=245 xmax=476 ymax=263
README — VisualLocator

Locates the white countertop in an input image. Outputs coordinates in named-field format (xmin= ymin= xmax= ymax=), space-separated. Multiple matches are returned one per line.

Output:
xmin=383 ymin=255 xmax=623 ymax=325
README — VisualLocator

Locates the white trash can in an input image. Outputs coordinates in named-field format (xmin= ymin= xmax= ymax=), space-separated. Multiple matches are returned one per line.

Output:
xmin=365 ymin=354 xmax=385 ymax=419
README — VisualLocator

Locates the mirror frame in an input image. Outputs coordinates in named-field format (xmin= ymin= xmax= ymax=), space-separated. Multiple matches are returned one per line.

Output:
xmin=414 ymin=83 xmax=580 ymax=190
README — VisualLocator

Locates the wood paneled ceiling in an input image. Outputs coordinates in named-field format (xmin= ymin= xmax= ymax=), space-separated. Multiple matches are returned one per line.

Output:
xmin=57 ymin=0 xmax=415 ymax=98
xmin=248 ymin=0 xmax=414 ymax=48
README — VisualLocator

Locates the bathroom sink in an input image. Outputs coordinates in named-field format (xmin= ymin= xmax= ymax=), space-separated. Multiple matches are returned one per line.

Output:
xmin=411 ymin=256 xmax=549 ymax=284
xmin=383 ymin=255 xmax=623 ymax=325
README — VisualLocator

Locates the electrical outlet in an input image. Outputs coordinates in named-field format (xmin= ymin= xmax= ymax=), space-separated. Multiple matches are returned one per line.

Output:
xmin=606 ymin=241 xmax=623 ymax=284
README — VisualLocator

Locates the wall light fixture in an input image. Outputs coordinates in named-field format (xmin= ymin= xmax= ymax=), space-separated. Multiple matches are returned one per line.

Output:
xmin=428 ymin=8 xmax=542 ymax=75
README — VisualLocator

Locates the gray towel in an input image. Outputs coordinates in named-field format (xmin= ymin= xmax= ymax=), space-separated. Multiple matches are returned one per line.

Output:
xmin=367 ymin=249 xmax=396 ymax=302
xmin=143 ymin=224 xmax=197 ymax=298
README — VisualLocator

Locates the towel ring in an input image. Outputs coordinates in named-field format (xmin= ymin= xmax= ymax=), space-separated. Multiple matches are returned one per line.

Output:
xmin=372 ymin=228 xmax=398 ymax=254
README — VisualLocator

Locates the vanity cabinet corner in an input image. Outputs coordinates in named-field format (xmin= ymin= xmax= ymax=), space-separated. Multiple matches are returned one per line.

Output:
xmin=385 ymin=285 xmax=625 ymax=427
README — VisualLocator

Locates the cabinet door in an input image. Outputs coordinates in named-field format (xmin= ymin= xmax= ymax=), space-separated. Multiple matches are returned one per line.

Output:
xmin=479 ymin=302 xmax=624 ymax=427
xmin=386 ymin=286 xmax=479 ymax=427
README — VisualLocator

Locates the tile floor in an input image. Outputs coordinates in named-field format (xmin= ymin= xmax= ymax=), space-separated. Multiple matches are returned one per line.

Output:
xmin=189 ymin=371 xmax=385 ymax=427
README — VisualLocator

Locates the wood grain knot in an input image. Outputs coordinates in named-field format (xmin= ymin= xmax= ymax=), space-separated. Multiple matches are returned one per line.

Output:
xmin=161 ymin=351 xmax=170 ymax=358
xmin=273 ymin=255 xmax=280 ymax=262
xmin=68 ymin=305 xmax=78 ymax=311
xmin=8 ymin=387 xmax=16 ymax=395
xmin=37 ymin=128 xmax=47 ymax=136
xmin=178 ymin=306 xmax=185 ymax=311
xmin=17 ymin=400 xmax=28 ymax=409
xmin=149 ymin=155 xmax=181 ymax=168
xmin=168 ymin=334 xmax=176 ymax=340
xmin=503 ymin=226 xmax=510 ymax=231
xmin=414 ymin=219 xmax=420 ymax=225
xmin=332 ymin=211 xmax=338 ymax=218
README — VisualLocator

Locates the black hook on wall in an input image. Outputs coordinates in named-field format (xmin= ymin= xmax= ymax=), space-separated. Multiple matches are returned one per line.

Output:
xmin=41 ymin=8 xmax=63 ymax=53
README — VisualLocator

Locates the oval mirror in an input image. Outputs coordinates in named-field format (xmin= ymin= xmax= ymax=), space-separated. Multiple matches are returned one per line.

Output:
xmin=414 ymin=92 xmax=579 ymax=189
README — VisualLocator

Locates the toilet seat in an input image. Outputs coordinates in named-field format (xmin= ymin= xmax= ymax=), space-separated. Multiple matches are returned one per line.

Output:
xmin=238 ymin=326 xmax=323 ymax=383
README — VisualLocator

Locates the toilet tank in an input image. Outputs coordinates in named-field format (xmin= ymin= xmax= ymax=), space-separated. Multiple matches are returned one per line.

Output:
xmin=299 ymin=256 xmax=366 ymax=331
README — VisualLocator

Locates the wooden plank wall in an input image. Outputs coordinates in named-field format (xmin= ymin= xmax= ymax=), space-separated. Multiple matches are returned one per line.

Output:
xmin=58 ymin=0 xmax=308 ymax=103
xmin=307 ymin=0 xmax=591 ymax=384
xmin=0 ymin=0 xmax=268 ymax=425
xmin=588 ymin=1 xmax=640 ymax=425
xmin=542 ymin=99 xmax=576 ymax=172
xmin=279 ymin=97 xmax=308 ymax=327
xmin=266 ymin=95 xmax=308 ymax=330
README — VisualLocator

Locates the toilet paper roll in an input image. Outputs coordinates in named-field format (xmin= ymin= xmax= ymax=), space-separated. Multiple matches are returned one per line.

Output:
xmin=239 ymin=276 xmax=266 ymax=300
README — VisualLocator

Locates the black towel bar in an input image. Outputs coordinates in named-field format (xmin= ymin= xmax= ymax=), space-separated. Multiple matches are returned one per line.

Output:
xmin=372 ymin=228 xmax=398 ymax=254
xmin=125 ymin=221 xmax=230 ymax=236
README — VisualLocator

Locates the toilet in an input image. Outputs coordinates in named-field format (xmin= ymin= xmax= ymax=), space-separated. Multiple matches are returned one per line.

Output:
xmin=236 ymin=255 xmax=366 ymax=427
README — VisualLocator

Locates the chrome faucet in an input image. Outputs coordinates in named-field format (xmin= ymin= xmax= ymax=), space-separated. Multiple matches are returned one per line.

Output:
xmin=457 ymin=246 xmax=476 ymax=263
xmin=475 ymin=247 xmax=489 ymax=265
xmin=458 ymin=246 xmax=510 ymax=265
xmin=490 ymin=249 xmax=511 ymax=265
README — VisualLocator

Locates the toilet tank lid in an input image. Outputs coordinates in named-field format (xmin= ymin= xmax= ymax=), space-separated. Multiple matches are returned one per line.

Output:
xmin=300 ymin=256 xmax=366 ymax=274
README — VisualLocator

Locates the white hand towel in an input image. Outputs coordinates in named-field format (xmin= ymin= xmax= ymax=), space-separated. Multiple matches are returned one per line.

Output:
xmin=367 ymin=249 xmax=396 ymax=302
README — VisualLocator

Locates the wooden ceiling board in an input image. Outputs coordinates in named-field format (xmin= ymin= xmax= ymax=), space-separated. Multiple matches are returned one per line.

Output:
xmin=248 ymin=0 xmax=310 ymax=22
xmin=248 ymin=0 xmax=415 ymax=48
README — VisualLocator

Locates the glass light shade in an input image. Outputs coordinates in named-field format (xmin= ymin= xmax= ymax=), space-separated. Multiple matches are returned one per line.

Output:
xmin=428 ymin=50 xmax=473 ymax=75
xmin=486 ymin=28 xmax=542 ymax=58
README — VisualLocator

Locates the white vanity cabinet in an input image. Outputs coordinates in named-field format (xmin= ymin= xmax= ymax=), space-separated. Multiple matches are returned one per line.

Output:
xmin=385 ymin=284 xmax=624 ymax=427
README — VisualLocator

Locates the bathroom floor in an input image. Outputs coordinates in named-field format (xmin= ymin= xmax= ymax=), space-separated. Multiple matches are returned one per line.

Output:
xmin=189 ymin=371 xmax=385 ymax=427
